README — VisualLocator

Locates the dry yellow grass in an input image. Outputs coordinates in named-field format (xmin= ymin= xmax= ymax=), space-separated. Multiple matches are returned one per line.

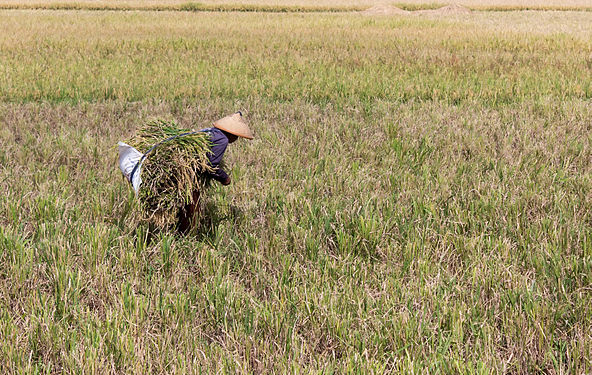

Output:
xmin=0 ymin=0 xmax=590 ymax=6
xmin=2 ymin=8 xmax=592 ymax=45
xmin=0 ymin=0 xmax=591 ymax=11
xmin=448 ymin=10 xmax=592 ymax=37
xmin=402 ymin=0 xmax=592 ymax=7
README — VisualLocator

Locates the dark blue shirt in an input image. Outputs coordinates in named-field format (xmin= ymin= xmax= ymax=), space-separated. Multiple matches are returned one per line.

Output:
xmin=201 ymin=127 xmax=229 ymax=182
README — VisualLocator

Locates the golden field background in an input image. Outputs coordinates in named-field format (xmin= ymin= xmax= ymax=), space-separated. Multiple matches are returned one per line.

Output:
xmin=0 ymin=0 xmax=591 ymax=10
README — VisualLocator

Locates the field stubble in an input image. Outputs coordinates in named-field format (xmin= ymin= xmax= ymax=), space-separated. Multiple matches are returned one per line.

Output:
xmin=0 ymin=9 xmax=591 ymax=374
xmin=0 ymin=0 xmax=592 ymax=11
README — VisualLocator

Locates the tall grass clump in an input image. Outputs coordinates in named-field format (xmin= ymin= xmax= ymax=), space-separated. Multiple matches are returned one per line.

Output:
xmin=130 ymin=119 xmax=215 ymax=228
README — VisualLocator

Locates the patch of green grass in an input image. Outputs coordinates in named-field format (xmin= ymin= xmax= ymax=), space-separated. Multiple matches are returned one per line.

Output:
xmin=396 ymin=2 xmax=443 ymax=11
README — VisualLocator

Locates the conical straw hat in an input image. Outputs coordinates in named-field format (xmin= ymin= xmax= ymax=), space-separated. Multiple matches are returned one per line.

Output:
xmin=213 ymin=112 xmax=253 ymax=140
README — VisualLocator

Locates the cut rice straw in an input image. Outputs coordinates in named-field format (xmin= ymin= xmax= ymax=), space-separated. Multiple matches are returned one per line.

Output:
xmin=130 ymin=119 xmax=217 ymax=228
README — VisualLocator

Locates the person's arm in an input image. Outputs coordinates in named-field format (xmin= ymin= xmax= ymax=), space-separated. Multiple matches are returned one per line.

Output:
xmin=206 ymin=129 xmax=231 ymax=185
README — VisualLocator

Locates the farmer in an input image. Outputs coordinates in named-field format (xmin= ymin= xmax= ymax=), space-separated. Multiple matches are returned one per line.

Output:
xmin=177 ymin=112 xmax=254 ymax=233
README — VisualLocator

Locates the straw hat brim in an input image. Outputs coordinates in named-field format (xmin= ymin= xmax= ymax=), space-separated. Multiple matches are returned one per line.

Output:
xmin=213 ymin=112 xmax=254 ymax=140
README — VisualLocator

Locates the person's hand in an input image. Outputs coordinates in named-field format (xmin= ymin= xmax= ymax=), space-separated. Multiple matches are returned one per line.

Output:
xmin=221 ymin=176 xmax=231 ymax=186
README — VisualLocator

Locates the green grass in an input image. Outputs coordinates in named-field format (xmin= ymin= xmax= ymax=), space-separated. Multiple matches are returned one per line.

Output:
xmin=0 ymin=9 xmax=591 ymax=374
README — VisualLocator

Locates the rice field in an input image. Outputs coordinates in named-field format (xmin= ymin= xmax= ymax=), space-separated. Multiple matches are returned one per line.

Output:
xmin=1 ymin=0 xmax=592 ymax=11
xmin=0 ymin=5 xmax=591 ymax=374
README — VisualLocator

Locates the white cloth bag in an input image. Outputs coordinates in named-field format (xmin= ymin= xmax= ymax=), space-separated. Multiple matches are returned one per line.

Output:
xmin=118 ymin=142 xmax=143 ymax=194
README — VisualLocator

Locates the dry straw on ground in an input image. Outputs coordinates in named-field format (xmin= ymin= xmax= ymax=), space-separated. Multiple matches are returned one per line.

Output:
xmin=0 ymin=0 xmax=591 ymax=7
xmin=418 ymin=4 xmax=471 ymax=14
xmin=361 ymin=4 xmax=409 ymax=15
xmin=362 ymin=3 xmax=471 ymax=16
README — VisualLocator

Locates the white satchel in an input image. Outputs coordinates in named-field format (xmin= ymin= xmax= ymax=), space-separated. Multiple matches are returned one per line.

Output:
xmin=117 ymin=130 xmax=202 ymax=194
xmin=117 ymin=142 xmax=143 ymax=194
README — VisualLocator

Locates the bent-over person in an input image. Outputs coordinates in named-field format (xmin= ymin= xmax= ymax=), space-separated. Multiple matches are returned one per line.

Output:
xmin=177 ymin=112 xmax=253 ymax=233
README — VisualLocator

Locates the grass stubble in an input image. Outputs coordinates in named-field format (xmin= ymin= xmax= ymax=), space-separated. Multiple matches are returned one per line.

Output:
xmin=0 ymin=0 xmax=592 ymax=12
xmin=0 ymin=7 xmax=590 ymax=374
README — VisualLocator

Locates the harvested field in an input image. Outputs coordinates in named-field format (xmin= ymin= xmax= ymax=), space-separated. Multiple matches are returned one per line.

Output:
xmin=362 ymin=5 xmax=409 ymax=15
xmin=0 ymin=0 xmax=590 ymax=6
xmin=0 ymin=0 xmax=591 ymax=11
xmin=362 ymin=4 xmax=471 ymax=15
xmin=417 ymin=4 xmax=472 ymax=13
xmin=0 ymin=6 xmax=591 ymax=374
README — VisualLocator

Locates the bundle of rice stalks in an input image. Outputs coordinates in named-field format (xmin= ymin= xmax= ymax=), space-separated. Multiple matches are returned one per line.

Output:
xmin=129 ymin=119 xmax=217 ymax=228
